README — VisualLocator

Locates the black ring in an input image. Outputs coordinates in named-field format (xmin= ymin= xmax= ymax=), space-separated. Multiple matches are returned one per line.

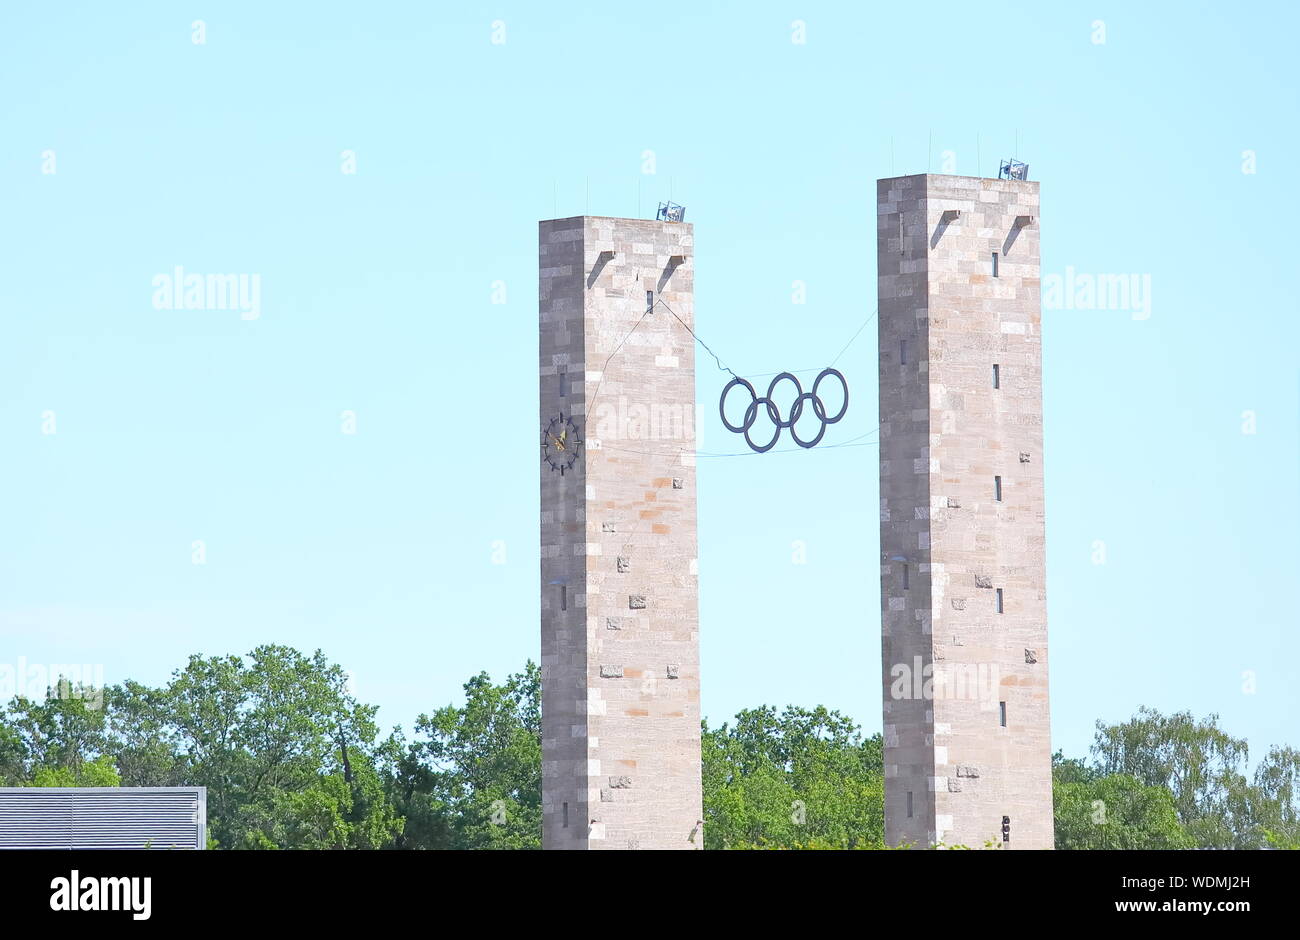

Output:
xmin=788 ymin=392 xmax=828 ymax=448
xmin=719 ymin=377 xmax=757 ymax=433
xmin=812 ymin=368 xmax=849 ymax=424
xmin=717 ymin=367 xmax=849 ymax=453
xmin=742 ymin=397 xmax=781 ymax=452
xmin=765 ymin=373 xmax=804 ymax=428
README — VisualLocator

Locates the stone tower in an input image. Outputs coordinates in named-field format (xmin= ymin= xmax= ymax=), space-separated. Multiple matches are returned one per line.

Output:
xmin=877 ymin=174 xmax=1053 ymax=850
xmin=538 ymin=215 xmax=702 ymax=850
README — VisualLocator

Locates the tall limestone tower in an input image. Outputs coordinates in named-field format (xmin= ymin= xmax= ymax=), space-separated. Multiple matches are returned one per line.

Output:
xmin=877 ymin=173 xmax=1053 ymax=849
xmin=538 ymin=215 xmax=702 ymax=850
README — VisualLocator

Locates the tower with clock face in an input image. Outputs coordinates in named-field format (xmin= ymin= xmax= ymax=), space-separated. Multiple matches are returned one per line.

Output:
xmin=539 ymin=215 xmax=701 ymax=850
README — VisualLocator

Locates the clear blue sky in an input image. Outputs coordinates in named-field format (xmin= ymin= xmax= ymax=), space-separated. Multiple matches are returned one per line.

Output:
xmin=2 ymin=2 xmax=1296 ymax=764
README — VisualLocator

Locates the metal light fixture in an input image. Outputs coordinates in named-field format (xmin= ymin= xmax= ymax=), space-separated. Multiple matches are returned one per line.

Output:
xmin=999 ymin=159 xmax=1029 ymax=181
xmin=657 ymin=201 xmax=686 ymax=223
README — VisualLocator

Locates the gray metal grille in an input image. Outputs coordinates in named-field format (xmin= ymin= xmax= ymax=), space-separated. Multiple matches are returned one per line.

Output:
xmin=0 ymin=787 xmax=206 ymax=850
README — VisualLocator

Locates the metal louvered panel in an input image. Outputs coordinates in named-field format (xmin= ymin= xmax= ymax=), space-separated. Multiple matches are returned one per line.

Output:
xmin=0 ymin=787 xmax=206 ymax=850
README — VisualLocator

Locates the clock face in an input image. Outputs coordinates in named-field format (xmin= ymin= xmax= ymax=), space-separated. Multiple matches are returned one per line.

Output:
xmin=541 ymin=412 xmax=582 ymax=475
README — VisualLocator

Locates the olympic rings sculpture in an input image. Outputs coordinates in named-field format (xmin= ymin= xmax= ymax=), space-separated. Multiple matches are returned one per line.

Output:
xmin=718 ymin=368 xmax=849 ymax=453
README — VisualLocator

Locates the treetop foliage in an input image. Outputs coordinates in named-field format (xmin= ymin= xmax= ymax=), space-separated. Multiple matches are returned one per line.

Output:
xmin=2 ymin=650 xmax=1294 ymax=850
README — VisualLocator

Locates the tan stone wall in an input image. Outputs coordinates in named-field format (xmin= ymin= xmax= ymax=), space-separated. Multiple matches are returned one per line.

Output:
xmin=878 ymin=175 xmax=1053 ymax=850
xmin=540 ymin=217 xmax=702 ymax=850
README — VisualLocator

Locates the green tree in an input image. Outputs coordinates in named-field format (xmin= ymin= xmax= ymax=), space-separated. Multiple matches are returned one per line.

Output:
xmin=1053 ymin=768 xmax=1194 ymax=849
xmin=1050 ymin=749 xmax=1096 ymax=785
xmin=109 ymin=679 xmax=190 ymax=787
xmin=30 ymin=755 xmax=121 ymax=788
xmin=6 ymin=655 xmax=1295 ymax=852
xmin=142 ymin=645 xmax=403 ymax=849
xmin=1249 ymin=746 xmax=1300 ymax=849
xmin=702 ymin=705 xmax=885 ymax=849
xmin=5 ymin=680 xmax=111 ymax=784
xmin=1090 ymin=707 xmax=1253 ymax=848
xmin=393 ymin=662 xmax=542 ymax=849
xmin=0 ymin=722 xmax=28 ymax=786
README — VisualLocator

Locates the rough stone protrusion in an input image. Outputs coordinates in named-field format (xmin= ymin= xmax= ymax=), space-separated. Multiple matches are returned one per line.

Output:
xmin=629 ymin=595 xmax=647 ymax=609
xmin=1024 ymin=649 xmax=1038 ymax=664
xmin=974 ymin=574 xmax=993 ymax=589
xmin=947 ymin=496 xmax=961 ymax=509
xmin=606 ymin=617 xmax=623 ymax=631
xmin=601 ymin=522 xmax=616 ymax=533
xmin=1019 ymin=452 xmax=1031 ymax=463
xmin=600 ymin=788 xmax=614 ymax=802
xmin=609 ymin=775 xmax=633 ymax=789
xmin=617 ymin=555 xmax=630 ymax=573
xmin=956 ymin=765 xmax=980 ymax=778
xmin=672 ymin=478 xmax=684 ymax=489
xmin=948 ymin=777 xmax=962 ymax=792
xmin=666 ymin=664 xmax=680 ymax=679
xmin=951 ymin=597 xmax=967 ymax=611
xmin=599 ymin=665 xmax=624 ymax=678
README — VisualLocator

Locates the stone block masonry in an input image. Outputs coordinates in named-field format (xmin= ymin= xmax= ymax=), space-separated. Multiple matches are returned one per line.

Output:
xmin=877 ymin=175 xmax=1053 ymax=850
xmin=539 ymin=216 xmax=702 ymax=850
